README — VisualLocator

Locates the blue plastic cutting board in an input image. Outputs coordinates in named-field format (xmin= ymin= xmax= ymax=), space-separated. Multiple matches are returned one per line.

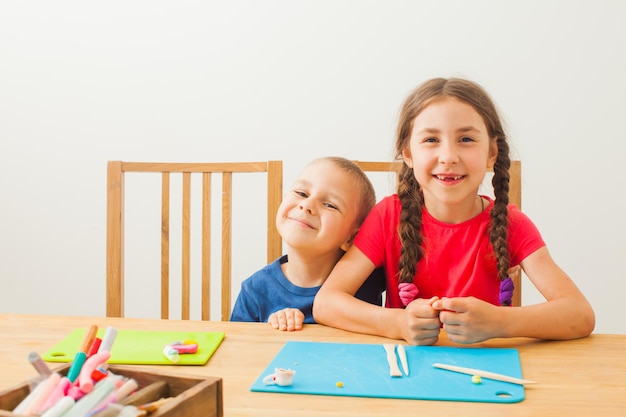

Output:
xmin=251 ymin=341 xmax=525 ymax=403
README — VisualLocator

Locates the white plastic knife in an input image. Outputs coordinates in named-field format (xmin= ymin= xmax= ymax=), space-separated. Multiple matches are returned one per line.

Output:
xmin=432 ymin=363 xmax=537 ymax=385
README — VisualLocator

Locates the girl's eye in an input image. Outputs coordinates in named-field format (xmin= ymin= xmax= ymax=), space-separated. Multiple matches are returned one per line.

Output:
xmin=460 ymin=136 xmax=475 ymax=143
xmin=294 ymin=190 xmax=308 ymax=198
xmin=423 ymin=137 xmax=438 ymax=143
xmin=323 ymin=202 xmax=339 ymax=210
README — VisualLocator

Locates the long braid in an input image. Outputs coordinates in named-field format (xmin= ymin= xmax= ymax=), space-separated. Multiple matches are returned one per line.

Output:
xmin=490 ymin=138 xmax=513 ymax=305
xmin=397 ymin=164 xmax=424 ymax=284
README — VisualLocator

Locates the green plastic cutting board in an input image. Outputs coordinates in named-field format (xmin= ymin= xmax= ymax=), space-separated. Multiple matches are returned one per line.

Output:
xmin=251 ymin=341 xmax=525 ymax=403
xmin=42 ymin=328 xmax=224 ymax=365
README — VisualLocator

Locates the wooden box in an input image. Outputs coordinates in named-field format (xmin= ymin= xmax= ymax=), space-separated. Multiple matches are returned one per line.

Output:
xmin=0 ymin=365 xmax=222 ymax=417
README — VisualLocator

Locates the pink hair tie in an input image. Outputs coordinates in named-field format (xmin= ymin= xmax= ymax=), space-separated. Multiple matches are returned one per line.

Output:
xmin=398 ymin=283 xmax=419 ymax=306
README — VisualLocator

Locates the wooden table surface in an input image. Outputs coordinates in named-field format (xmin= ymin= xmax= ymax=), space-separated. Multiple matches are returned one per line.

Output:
xmin=1 ymin=314 xmax=624 ymax=416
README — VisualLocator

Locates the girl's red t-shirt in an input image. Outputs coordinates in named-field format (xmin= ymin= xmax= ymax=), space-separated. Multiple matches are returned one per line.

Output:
xmin=354 ymin=195 xmax=545 ymax=307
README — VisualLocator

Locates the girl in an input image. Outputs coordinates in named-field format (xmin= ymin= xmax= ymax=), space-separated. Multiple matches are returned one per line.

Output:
xmin=313 ymin=77 xmax=595 ymax=345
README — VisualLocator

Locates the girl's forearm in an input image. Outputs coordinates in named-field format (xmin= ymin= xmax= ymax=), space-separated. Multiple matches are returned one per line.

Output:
xmin=313 ymin=291 xmax=404 ymax=339
xmin=497 ymin=298 xmax=595 ymax=340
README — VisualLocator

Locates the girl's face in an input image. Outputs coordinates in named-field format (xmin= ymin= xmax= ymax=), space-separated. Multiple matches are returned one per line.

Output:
xmin=276 ymin=160 xmax=360 ymax=256
xmin=402 ymin=97 xmax=498 ymax=220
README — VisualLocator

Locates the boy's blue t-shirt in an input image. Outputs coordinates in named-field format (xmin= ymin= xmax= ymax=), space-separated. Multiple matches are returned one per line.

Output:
xmin=230 ymin=255 xmax=385 ymax=323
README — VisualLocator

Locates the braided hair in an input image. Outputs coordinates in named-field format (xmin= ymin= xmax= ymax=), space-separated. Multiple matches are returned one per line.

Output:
xmin=394 ymin=78 xmax=513 ymax=305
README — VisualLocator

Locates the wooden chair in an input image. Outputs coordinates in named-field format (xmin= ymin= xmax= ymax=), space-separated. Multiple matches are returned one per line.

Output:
xmin=354 ymin=160 xmax=522 ymax=306
xmin=106 ymin=161 xmax=283 ymax=321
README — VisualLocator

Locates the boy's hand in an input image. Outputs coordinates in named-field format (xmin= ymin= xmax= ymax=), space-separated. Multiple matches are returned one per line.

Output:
xmin=268 ymin=308 xmax=305 ymax=331
xmin=432 ymin=297 xmax=500 ymax=344
xmin=403 ymin=296 xmax=441 ymax=345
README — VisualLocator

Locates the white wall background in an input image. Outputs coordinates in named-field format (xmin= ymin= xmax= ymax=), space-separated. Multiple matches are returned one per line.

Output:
xmin=1 ymin=1 xmax=624 ymax=333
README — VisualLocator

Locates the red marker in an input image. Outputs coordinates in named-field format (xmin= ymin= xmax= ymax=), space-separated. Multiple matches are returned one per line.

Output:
xmin=86 ymin=337 xmax=102 ymax=358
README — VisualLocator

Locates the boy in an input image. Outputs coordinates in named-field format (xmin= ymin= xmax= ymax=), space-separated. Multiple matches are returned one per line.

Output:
xmin=230 ymin=157 xmax=384 ymax=330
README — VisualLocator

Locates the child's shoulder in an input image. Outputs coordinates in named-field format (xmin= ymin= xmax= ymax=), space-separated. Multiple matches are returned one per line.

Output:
xmin=508 ymin=205 xmax=537 ymax=228
xmin=243 ymin=255 xmax=286 ymax=285
xmin=363 ymin=194 xmax=401 ymax=222
xmin=375 ymin=194 xmax=401 ymax=209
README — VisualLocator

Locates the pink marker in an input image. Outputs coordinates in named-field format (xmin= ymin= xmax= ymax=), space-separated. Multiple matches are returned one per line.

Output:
xmin=38 ymin=376 xmax=71 ymax=413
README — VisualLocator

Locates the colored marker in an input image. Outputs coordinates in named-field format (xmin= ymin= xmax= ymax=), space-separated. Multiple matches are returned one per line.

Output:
xmin=91 ymin=377 xmax=138 ymax=414
xmin=28 ymin=351 xmax=53 ymax=377
xmin=38 ymin=376 xmax=71 ymax=413
xmin=21 ymin=372 xmax=61 ymax=415
xmin=98 ymin=327 xmax=118 ymax=354
xmin=67 ymin=325 xmax=98 ymax=383
xmin=138 ymin=397 xmax=174 ymax=413
xmin=86 ymin=337 xmax=102 ymax=358
xmin=40 ymin=395 xmax=75 ymax=417
xmin=80 ymin=325 xmax=99 ymax=353
xmin=62 ymin=377 xmax=118 ymax=417
xmin=114 ymin=378 xmax=138 ymax=401
xmin=91 ymin=366 xmax=108 ymax=382
xmin=13 ymin=375 xmax=50 ymax=414
xmin=66 ymin=352 xmax=87 ymax=384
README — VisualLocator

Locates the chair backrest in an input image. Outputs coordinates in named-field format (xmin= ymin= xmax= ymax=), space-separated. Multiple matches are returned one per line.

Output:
xmin=354 ymin=160 xmax=522 ymax=307
xmin=504 ymin=160 xmax=522 ymax=307
xmin=106 ymin=161 xmax=283 ymax=321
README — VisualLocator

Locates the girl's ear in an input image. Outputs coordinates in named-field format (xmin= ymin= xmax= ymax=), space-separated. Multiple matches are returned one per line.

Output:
xmin=487 ymin=138 xmax=498 ymax=168
xmin=402 ymin=148 xmax=414 ymax=168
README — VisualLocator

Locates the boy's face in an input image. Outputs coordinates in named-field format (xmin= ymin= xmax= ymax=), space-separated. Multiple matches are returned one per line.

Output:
xmin=276 ymin=160 xmax=361 ymax=256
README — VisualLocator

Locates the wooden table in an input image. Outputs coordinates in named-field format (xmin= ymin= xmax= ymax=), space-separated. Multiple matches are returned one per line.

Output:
xmin=1 ymin=314 xmax=624 ymax=416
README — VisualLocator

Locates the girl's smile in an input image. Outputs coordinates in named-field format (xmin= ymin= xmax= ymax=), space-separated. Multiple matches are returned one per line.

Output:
xmin=433 ymin=173 xmax=465 ymax=183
